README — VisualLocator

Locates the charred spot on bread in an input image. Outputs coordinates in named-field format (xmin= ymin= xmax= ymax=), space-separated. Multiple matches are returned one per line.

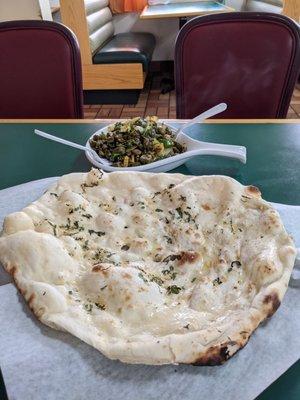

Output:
xmin=263 ymin=292 xmax=281 ymax=317
xmin=245 ymin=185 xmax=261 ymax=197
xmin=193 ymin=343 xmax=232 ymax=366
xmin=178 ymin=251 xmax=199 ymax=266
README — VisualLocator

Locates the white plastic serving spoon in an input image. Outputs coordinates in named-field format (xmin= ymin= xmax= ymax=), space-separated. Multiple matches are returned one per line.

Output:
xmin=35 ymin=102 xmax=246 ymax=172
xmin=34 ymin=129 xmax=111 ymax=165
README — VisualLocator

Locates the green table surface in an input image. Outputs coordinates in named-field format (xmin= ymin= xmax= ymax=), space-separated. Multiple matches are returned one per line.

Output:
xmin=0 ymin=121 xmax=299 ymax=399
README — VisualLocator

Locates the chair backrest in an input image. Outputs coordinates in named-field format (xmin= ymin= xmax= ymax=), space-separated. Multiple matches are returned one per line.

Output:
xmin=175 ymin=12 xmax=300 ymax=119
xmin=0 ymin=20 xmax=83 ymax=119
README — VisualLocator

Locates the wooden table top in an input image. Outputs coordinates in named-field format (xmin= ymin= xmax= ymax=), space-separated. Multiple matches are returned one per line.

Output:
xmin=140 ymin=1 xmax=234 ymax=19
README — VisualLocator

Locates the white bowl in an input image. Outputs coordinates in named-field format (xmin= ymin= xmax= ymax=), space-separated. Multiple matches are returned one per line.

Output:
xmin=85 ymin=122 xmax=246 ymax=172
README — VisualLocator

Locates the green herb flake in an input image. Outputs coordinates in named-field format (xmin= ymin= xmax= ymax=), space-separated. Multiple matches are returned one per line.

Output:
xmin=82 ymin=213 xmax=92 ymax=219
xmin=95 ymin=302 xmax=106 ymax=310
xmin=191 ymin=277 xmax=197 ymax=283
xmin=163 ymin=236 xmax=173 ymax=244
xmin=167 ymin=285 xmax=182 ymax=295
xmin=82 ymin=240 xmax=89 ymax=251
xmin=88 ymin=229 xmax=105 ymax=237
xmin=150 ymin=276 xmax=164 ymax=286
xmin=175 ymin=207 xmax=183 ymax=219
xmin=49 ymin=192 xmax=58 ymax=198
xmin=138 ymin=272 xmax=148 ymax=283
xmin=46 ymin=220 xmax=57 ymax=236
xmin=84 ymin=303 xmax=93 ymax=312
xmin=213 ymin=277 xmax=223 ymax=286
xmin=228 ymin=260 xmax=242 ymax=272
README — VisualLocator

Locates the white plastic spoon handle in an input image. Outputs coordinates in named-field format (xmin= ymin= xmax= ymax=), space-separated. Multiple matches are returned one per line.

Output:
xmin=35 ymin=129 xmax=89 ymax=152
xmin=198 ymin=141 xmax=247 ymax=164
xmin=178 ymin=103 xmax=227 ymax=133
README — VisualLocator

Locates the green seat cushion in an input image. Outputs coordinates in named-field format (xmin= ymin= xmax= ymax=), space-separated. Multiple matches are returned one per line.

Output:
xmin=93 ymin=32 xmax=156 ymax=71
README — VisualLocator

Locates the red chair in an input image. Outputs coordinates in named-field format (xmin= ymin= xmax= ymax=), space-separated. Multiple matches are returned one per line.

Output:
xmin=175 ymin=13 xmax=300 ymax=119
xmin=0 ymin=20 xmax=83 ymax=119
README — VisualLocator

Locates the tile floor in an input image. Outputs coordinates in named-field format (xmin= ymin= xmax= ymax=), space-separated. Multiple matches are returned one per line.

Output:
xmin=83 ymin=73 xmax=300 ymax=120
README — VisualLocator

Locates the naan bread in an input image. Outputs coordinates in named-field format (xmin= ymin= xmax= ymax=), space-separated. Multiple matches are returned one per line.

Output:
xmin=0 ymin=169 xmax=296 ymax=365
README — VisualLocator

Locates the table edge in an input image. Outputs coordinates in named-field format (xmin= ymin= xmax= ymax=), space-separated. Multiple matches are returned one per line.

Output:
xmin=0 ymin=119 xmax=299 ymax=124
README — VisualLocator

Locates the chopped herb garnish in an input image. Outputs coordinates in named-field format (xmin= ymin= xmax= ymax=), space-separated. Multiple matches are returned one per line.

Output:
xmin=82 ymin=240 xmax=89 ymax=250
xmin=46 ymin=220 xmax=57 ymax=236
xmin=163 ymin=254 xmax=181 ymax=263
xmin=82 ymin=213 xmax=92 ymax=219
xmin=84 ymin=303 xmax=93 ymax=312
xmin=95 ymin=303 xmax=106 ymax=310
xmin=213 ymin=277 xmax=223 ymax=286
xmin=175 ymin=207 xmax=183 ymax=219
xmin=155 ymin=208 xmax=163 ymax=212
xmin=68 ymin=290 xmax=73 ymax=295
xmin=138 ymin=272 xmax=148 ymax=283
xmin=179 ymin=195 xmax=186 ymax=201
xmin=81 ymin=181 xmax=100 ymax=192
xmin=93 ymin=249 xmax=114 ymax=261
xmin=59 ymin=218 xmax=84 ymax=235
xmin=69 ymin=205 xmax=84 ymax=214
xmin=168 ymin=184 xmax=175 ymax=189
xmin=150 ymin=276 xmax=164 ymax=286
xmin=121 ymin=244 xmax=130 ymax=251
xmin=163 ymin=236 xmax=173 ymax=244
xmin=100 ymin=285 xmax=107 ymax=291
xmin=162 ymin=265 xmax=174 ymax=275
xmin=88 ymin=229 xmax=105 ymax=237
xmin=152 ymin=191 xmax=161 ymax=198
xmin=112 ymin=196 xmax=116 ymax=201
xmin=191 ymin=277 xmax=197 ymax=283
xmin=183 ymin=324 xmax=190 ymax=329
xmin=49 ymin=192 xmax=58 ymax=198
xmin=167 ymin=285 xmax=182 ymax=295
xmin=228 ymin=260 xmax=242 ymax=272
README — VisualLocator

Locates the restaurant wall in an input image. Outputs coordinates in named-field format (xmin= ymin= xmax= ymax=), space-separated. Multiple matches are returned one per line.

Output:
xmin=113 ymin=0 xmax=243 ymax=61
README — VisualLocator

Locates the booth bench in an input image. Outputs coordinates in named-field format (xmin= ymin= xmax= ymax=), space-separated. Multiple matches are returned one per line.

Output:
xmin=60 ymin=0 xmax=156 ymax=91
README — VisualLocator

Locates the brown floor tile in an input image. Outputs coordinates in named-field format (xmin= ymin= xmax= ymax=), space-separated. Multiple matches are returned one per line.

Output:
xmin=159 ymin=93 xmax=170 ymax=101
xmin=145 ymin=107 xmax=157 ymax=116
xmin=109 ymin=108 xmax=123 ymax=118
xmin=84 ymin=111 xmax=98 ymax=118
xmin=89 ymin=105 xmax=102 ymax=109
xmin=83 ymin=71 xmax=300 ymax=120
xmin=157 ymin=106 xmax=169 ymax=115
xmin=122 ymin=107 xmax=145 ymax=113
xmin=96 ymin=108 xmax=110 ymax=118
xmin=291 ymin=104 xmax=300 ymax=114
